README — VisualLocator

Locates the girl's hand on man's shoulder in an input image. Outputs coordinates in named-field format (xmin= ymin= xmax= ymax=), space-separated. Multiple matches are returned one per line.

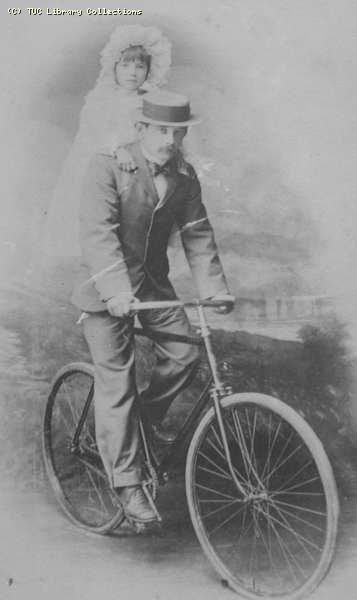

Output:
xmin=114 ymin=147 xmax=137 ymax=172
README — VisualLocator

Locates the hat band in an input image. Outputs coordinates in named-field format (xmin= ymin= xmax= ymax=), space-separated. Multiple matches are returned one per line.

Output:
xmin=143 ymin=100 xmax=191 ymax=123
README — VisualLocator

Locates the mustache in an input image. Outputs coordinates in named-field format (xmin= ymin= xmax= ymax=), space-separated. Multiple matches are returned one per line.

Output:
xmin=158 ymin=145 xmax=178 ymax=153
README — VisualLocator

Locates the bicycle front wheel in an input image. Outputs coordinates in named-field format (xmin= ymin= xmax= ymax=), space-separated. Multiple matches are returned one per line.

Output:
xmin=186 ymin=393 xmax=339 ymax=599
xmin=42 ymin=362 xmax=124 ymax=534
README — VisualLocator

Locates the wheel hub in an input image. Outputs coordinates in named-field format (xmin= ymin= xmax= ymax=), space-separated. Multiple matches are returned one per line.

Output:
xmin=245 ymin=490 xmax=268 ymax=502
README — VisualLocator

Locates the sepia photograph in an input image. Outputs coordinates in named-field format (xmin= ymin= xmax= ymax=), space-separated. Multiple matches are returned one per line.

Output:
xmin=1 ymin=1 xmax=357 ymax=599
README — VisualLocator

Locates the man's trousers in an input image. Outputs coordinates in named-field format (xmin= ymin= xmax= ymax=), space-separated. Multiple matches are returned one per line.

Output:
xmin=83 ymin=305 xmax=200 ymax=488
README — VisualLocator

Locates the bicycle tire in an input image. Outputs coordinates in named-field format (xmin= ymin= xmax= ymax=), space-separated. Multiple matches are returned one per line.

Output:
xmin=42 ymin=362 xmax=124 ymax=534
xmin=185 ymin=393 xmax=339 ymax=599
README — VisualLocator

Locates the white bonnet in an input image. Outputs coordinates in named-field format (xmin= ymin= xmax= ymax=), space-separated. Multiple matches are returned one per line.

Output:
xmin=99 ymin=25 xmax=171 ymax=88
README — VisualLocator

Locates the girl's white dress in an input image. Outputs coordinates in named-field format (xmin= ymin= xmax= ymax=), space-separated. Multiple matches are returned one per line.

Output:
xmin=43 ymin=25 xmax=171 ymax=258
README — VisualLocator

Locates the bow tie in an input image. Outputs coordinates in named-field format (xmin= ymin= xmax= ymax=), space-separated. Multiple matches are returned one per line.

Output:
xmin=146 ymin=160 xmax=172 ymax=178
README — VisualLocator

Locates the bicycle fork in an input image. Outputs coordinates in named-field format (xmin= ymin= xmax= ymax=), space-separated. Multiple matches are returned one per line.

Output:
xmin=197 ymin=304 xmax=258 ymax=500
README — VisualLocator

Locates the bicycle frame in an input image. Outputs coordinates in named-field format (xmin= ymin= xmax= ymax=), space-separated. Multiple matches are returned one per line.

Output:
xmin=133 ymin=299 xmax=247 ymax=498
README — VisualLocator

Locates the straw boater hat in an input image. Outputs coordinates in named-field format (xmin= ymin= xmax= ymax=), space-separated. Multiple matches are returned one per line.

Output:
xmin=133 ymin=91 xmax=201 ymax=127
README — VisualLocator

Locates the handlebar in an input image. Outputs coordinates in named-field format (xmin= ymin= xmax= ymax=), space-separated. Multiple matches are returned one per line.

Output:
xmin=131 ymin=298 xmax=234 ymax=311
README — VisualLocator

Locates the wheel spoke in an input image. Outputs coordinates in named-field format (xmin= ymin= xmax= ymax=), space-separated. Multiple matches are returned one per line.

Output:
xmin=205 ymin=424 xmax=249 ymax=488
xmin=217 ymin=416 xmax=251 ymax=487
xmin=78 ymin=456 xmax=107 ymax=482
xmin=260 ymin=503 xmax=323 ymax=553
xmin=263 ymin=426 xmax=295 ymax=484
xmin=198 ymin=449 xmax=232 ymax=480
xmin=80 ymin=505 xmax=110 ymax=516
xmin=273 ymin=475 xmax=322 ymax=494
xmin=260 ymin=507 xmax=303 ymax=583
xmin=261 ymin=418 xmax=282 ymax=481
xmin=211 ymin=505 xmax=254 ymax=553
xmin=201 ymin=498 xmax=242 ymax=520
xmin=65 ymin=380 xmax=96 ymax=447
xmin=199 ymin=498 xmax=239 ymax=504
xmin=81 ymin=442 xmax=100 ymax=458
xmin=244 ymin=406 xmax=259 ymax=480
xmin=195 ymin=482 xmax=238 ymax=501
xmin=56 ymin=407 xmax=74 ymax=436
xmin=232 ymin=408 xmax=263 ymax=488
xmin=247 ymin=506 xmax=281 ymax=592
xmin=274 ymin=459 xmax=313 ymax=493
xmin=230 ymin=410 xmax=251 ymax=482
xmin=210 ymin=423 xmax=224 ymax=450
xmin=248 ymin=508 xmax=258 ymax=581
xmin=259 ymin=411 xmax=273 ymax=486
xmin=274 ymin=491 xmax=324 ymax=497
xmin=254 ymin=508 xmax=280 ymax=584
xmin=63 ymin=381 xmax=80 ymax=424
xmin=198 ymin=464 xmax=233 ymax=482
xmin=206 ymin=432 xmax=226 ymax=462
xmin=84 ymin=465 xmax=108 ymax=514
xmin=268 ymin=501 xmax=315 ymax=561
xmin=264 ymin=440 xmax=304 ymax=486
xmin=237 ymin=506 xmax=254 ymax=550
xmin=272 ymin=498 xmax=327 ymax=518
xmin=270 ymin=502 xmax=325 ymax=534
xmin=207 ymin=503 xmax=247 ymax=537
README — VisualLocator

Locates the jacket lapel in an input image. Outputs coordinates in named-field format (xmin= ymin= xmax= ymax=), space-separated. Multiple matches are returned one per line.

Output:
xmin=159 ymin=171 xmax=178 ymax=209
xmin=158 ymin=151 xmax=188 ymax=208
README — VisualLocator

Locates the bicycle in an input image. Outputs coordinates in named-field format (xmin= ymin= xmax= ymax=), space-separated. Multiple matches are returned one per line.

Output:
xmin=42 ymin=299 xmax=339 ymax=599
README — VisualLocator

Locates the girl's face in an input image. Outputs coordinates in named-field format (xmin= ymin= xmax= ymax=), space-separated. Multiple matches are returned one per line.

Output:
xmin=115 ymin=55 xmax=149 ymax=91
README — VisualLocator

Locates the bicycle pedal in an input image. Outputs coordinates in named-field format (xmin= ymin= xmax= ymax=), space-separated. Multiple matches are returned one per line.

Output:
xmin=142 ymin=483 xmax=162 ymax=522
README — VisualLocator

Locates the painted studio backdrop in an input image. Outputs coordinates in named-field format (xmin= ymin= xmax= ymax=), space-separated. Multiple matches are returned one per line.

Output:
xmin=1 ymin=0 xmax=356 ymax=336
xmin=2 ymin=4 xmax=357 ymax=598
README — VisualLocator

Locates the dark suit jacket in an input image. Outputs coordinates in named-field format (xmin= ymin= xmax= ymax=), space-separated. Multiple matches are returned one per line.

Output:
xmin=71 ymin=142 xmax=228 ymax=312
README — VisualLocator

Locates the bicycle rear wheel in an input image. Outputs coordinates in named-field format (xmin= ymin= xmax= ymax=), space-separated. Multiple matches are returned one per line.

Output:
xmin=42 ymin=362 xmax=124 ymax=534
xmin=186 ymin=393 xmax=339 ymax=599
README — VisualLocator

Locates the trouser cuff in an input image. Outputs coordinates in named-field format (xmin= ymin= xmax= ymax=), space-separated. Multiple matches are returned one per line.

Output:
xmin=112 ymin=468 xmax=142 ymax=489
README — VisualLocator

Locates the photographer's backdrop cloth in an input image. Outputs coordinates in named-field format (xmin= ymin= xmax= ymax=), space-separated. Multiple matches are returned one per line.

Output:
xmin=1 ymin=0 xmax=357 ymax=324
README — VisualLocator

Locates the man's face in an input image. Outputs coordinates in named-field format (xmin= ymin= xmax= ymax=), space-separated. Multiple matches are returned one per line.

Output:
xmin=139 ymin=124 xmax=187 ymax=163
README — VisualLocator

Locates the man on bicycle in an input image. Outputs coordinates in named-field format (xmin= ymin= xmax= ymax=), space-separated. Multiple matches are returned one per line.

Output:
xmin=72 ymin=90 xmax=234 ymax=524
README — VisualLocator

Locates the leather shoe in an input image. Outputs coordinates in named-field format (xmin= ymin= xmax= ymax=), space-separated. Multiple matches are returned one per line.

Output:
xmin=151 ymin=423 xmax=176 ymax=445
xmin=118 ymin=485 xmax=157 ymax=524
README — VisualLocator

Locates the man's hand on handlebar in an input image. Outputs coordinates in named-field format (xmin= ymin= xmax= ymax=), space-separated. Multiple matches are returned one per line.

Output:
xmin=106 ymin=293 xmax=137 ymax=318
xmin=210 ymin=293 xmax=236 ymax=314
xmin=105 ymin=293 xmax=235 ymax=317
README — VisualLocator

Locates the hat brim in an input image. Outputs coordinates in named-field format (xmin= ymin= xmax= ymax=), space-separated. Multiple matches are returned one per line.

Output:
xmin=132 ymin=108 xmax=201 ymax=127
